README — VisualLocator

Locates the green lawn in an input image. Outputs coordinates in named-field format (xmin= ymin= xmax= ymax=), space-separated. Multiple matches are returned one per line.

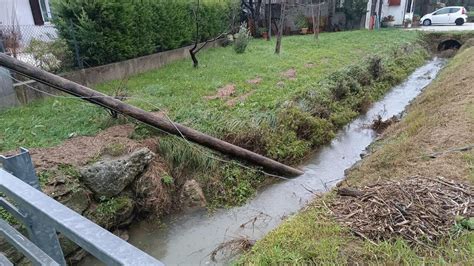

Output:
xmin=0 ymin=30 xmax=423 ymax=154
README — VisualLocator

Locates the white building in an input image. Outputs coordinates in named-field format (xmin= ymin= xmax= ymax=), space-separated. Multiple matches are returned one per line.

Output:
xmin=0 ymin=0 xmax=57 ymax=66
xmin=0 ymin=0 xmax=53 ymax=26
xmin=364 ymin=0 xmax=415 ymax=28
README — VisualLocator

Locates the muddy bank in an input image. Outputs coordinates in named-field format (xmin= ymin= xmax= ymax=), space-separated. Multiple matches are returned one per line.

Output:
xmin=243 ymin=48 xmax=474 ymax=264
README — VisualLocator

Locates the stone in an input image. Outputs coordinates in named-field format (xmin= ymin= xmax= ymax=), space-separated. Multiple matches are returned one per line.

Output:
xmin=85 ymin=196 xmax=135 ymax=229
xmin=60 ymin=186 xmax=91 ymax=215
xmin=79 ymin=148 xmax=154 ymax=197
xmin=180 ymin=179 xmax=207 ymax=210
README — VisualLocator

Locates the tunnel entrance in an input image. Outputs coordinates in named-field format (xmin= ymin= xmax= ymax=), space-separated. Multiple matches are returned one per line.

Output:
xmin=438 ymin=39 xmax=462 ymax=51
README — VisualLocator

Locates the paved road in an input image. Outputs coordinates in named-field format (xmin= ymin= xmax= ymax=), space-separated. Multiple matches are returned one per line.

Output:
xmin=413 ymin=22 xmax=474 ymax=31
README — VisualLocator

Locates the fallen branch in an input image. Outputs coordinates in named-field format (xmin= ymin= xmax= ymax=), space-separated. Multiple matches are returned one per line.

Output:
xmin=428 ymin=144 xmax=474 ymax=158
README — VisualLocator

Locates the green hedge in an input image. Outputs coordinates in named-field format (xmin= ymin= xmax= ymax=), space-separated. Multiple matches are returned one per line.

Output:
xmin=51 ymin=0 xmax=237 ymax=66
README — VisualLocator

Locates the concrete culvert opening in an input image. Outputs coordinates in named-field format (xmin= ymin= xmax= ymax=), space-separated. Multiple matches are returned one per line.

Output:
xmin=438 ymin=39 xmax=462 ymax=51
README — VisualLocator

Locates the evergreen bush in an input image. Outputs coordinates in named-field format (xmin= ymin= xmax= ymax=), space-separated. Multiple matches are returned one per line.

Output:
xmin=51 ymin=0 xmax=237 ymax=66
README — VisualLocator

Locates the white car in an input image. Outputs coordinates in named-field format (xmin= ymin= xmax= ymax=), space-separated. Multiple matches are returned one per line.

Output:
xmin=421 ymin=6 xmax=468 ymax=26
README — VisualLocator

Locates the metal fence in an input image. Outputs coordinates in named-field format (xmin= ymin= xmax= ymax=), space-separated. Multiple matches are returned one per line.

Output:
xmin=0 ymin=148 xmax=164 ymax=265
xmin=0 ymin=25 xmax=58 ymax=65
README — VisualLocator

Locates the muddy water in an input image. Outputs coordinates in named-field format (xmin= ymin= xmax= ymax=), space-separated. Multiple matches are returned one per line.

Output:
xmin=124 ymin=59 xmax=445 ymax=265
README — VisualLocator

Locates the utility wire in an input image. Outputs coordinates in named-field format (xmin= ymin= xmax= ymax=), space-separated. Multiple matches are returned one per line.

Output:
xmin=8 ymin=72 xmax=293 ymax=181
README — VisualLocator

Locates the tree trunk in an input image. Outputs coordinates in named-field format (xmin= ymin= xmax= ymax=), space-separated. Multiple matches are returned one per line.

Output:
xmin=275 ymin=3 xmax=285 ymax=55
xmin=189 ymin=49 xmax=199 ymax=68
xmin=316 ymin=0 xmax=321 ymax=39
xmin=267 ymin=0 xmax=272 ymax=40
xmin=191 ymin=0 xmax=200 ymax=68
xmin=312 ymin=1 xmax=317 ymax=39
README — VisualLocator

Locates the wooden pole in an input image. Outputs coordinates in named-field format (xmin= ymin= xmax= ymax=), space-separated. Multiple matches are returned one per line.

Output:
xmin=0 ymin=54 xmax=303 ymax=177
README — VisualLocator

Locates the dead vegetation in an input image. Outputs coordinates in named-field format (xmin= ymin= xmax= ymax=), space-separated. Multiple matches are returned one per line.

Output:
xmin=203 ymin=84 xmax=236 ymax=100
xmin=226 ymin=91 xmax=255 ymax=106
xmin=281 ymin=68 xmax=297 ymax=80
xmin=210 ymin=236 xmax=255 ymax=262
xmin=332 ymin=176 xmax=473 ymax=245
xmin=247 ymin=77 xmax=262 ymax=85
xmin=133 ymin=159 xmax=174 ymax=217
xmin=370 ymin=115 xmax=399 ymax=134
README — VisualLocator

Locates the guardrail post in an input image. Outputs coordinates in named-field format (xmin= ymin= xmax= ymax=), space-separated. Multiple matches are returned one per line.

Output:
xmin=0 ymin=148 xmax=66 ymax=265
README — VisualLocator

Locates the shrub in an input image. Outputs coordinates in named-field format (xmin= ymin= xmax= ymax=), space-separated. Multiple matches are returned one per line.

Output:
xmin=279 ymin=107 xmax=334 ymax=146
xmin=327 ymin=71 xmax=360 ymax=101
xmin=233 ymin=23 xmax=251 ymax=54
xmin=346 ymin=64 xmax=372 ymax=86
xmin=367 ymin=55 xmax=383 ymax=80
xmin=51 ymin=0 xmax=237 ymax=66
xmin=24 ymin=38 xmax=74 ymax=73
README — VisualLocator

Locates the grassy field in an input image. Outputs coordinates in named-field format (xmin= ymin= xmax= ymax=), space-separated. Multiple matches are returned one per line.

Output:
xmin=0 ymin=29 xmax=428 ymax=205
xmin=241 ymin=46 xmax=474 ymax=265
xmin=1 ymin=30 xmax=423 ymax=153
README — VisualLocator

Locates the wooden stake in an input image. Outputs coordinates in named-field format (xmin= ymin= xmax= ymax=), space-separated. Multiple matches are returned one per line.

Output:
xmin=0 ymin=54 xmax=303 ymax=177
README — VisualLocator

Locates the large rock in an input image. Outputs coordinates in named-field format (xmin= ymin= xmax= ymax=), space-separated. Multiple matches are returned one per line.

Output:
xmin=80 ymin=148 xmax=154 ymax=197
xmin=180 ymin=179 xmax=207 ymax=210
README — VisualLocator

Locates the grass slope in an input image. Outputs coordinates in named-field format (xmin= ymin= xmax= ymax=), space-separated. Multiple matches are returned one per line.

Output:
xmin=0 ymin=30 xmax=428 ymax=206
xmin=1 ymin=30 xmax=420 ymax=153
xmin=241 ymin=47 xmax=474 ymax=265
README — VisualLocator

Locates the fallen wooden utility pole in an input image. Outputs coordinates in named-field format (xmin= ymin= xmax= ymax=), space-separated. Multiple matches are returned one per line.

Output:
xmin=0 ymin=54 xmax=303 ymax=177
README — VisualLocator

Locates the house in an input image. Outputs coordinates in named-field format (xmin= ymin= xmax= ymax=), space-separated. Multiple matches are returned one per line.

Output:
xmin=364 ymin=0 xmax=415 ymax=28
xmin=0 ymin=0 xmax=53 ymax=26
xmin=242 ymin=0 xmax=347 ymax=33
xmin=0 ymin=0 xmax=56 ymax=56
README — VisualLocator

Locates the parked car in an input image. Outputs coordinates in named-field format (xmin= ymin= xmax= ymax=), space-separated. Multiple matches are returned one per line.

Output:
xmin=421 ymin=6 xmax=468 ymax=26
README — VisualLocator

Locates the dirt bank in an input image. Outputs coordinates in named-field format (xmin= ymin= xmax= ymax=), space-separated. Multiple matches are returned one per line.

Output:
xmin=242 ymin=47 xmax=474 ymax=264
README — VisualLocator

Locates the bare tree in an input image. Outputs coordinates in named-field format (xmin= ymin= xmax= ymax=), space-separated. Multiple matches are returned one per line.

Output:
xmin=311 ymin=0 xmax=322 ymax=39
xmin=189 ymin=0 xmax=238 ymax=68
xmin=241 ymin=0 xmax=264 ymax=36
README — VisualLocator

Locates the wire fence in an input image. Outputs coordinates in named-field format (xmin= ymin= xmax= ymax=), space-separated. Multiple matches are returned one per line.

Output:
xmin=0 ymin=25 xmax=57 ymax=62
xmin=0 ymin=24 xmax=77 ymax=74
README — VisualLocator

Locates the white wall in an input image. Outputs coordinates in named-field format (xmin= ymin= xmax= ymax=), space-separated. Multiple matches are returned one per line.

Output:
xmin=364 ymin=0 xmax=414 ymax=27
xmin=380 ymin=0 xmax=411 ymax=25
xmin=0 ymin=0 xmax=34 ymax=26
xmin=381 ymin=2 xmax=403 ymax=25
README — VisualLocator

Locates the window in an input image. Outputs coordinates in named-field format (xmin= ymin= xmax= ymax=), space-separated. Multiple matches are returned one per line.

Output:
xmin=449 ymin=8 xmax=460 ymax=13
xmin=39 ymin=0 xmax=52 ymax=22
xmin=406 ymin=0 xmax=413 ymax=13
xmin=433 ymin=8 xmax=450 ymax=15
xmin=29 ymin=0 xmax=44 ymax=25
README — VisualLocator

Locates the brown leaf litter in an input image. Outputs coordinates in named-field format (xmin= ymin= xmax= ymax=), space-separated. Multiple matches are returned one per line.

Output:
xmin=204 ymin=84 xmax=236 ymax=100
xmin=281 ymin=68 xmax=297 ymax=80
xmin=225 ymin=91 xmax=255 ymax=107
xmin=331 ymin=176 xmax=473 ymax=245
xmin=247 ymin=77 xmax=263 ymax=85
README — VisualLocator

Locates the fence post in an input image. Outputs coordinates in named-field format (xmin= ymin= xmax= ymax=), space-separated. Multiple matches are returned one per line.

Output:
xmin=0 ymin=40 xmax=20 ymax=110
xmin=68 ymin=19 xmax=83 ymax=69
xmin=0 ymin=148 xmax=66 ymax=265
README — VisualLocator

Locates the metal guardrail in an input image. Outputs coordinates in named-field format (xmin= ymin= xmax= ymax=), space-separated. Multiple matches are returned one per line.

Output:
xmin=0 ymin=148 xmax=164 ymax=265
